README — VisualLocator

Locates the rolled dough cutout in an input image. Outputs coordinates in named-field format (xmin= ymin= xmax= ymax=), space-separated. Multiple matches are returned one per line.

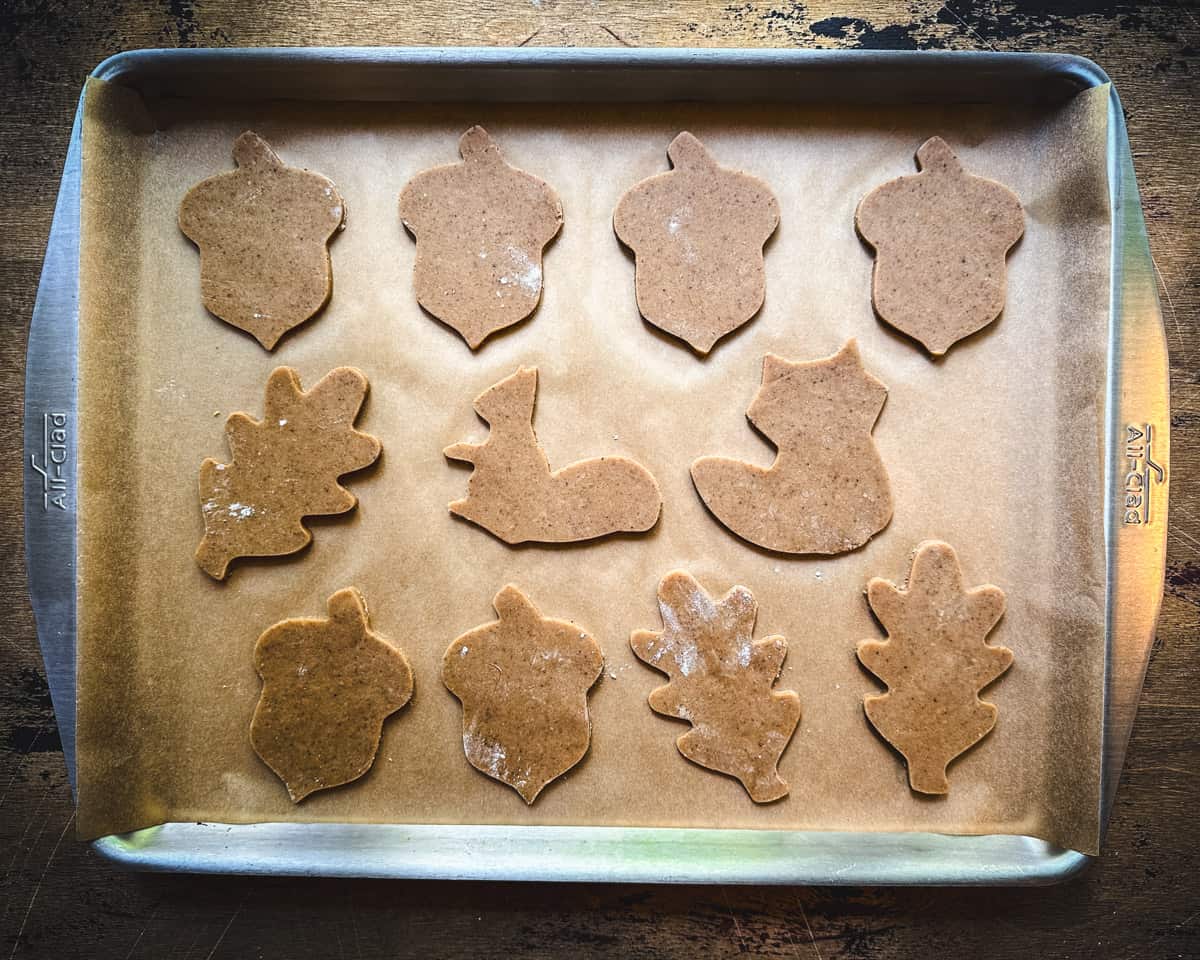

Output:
xmin=444 ymin=366 xmax=662 ymax=543
xmin=443 ymin=585 xmax=604 ymax=804
xmin=399 ymin=126 xmax=563 ymax=349
xmin=691 ymin=340 xmax=892 ymax=554
xmin=856 ymin=136 xmax=1025 ymax=356
xmin=613 ymin=131 xmax=780 ymax=354
xmin=196 ymin=366 xmax=381 ymax=580
xmin=857 ymin=540 xmax=1013 ymax=794
xmin=250 ymin=587 xmax=414 ymax=803
xmin=631 ymin=570 xmax=801 ymax=802
xmin=178 ymin=131 xmax=346 ymax=350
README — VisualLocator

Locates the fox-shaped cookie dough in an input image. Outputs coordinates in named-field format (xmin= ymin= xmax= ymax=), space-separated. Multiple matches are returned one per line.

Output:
xmin=445 ymin=367 xmax=661 ymax=543
xmin=692 ymin=340 xmax=892 ymax=554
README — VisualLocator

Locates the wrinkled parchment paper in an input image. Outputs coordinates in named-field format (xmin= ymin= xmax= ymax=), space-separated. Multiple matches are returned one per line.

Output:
xmin=76 ymin=77 xmax=1110 ymax=853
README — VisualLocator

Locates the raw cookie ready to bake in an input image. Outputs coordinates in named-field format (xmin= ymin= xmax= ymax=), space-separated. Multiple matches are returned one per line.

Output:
xmin=692 ymin=340 xmax=892 ymax=554
xmin=251 ymin=587 xmax=414 ymax=802
xmin=613 ymin=132 xmax=780 ymax=354
xmin=443 ymin=585 xmax=604 ymax=803
xmin=399 ymin=126 xmax=563 ymax=348
xmin=631 ymin=571 xmax=801 ymax=802
xmin=178 ymin=131 xmax=346 ymax=350
xmin=857 ymin=540 xmax=1013 ymax=794
xmin=444 ymin=366 xmax=662 ymax=543
xmin=856 ymin=137 xmax=1025 ymax=356
xmin=196 ymin=366 xmax=381 ymax=580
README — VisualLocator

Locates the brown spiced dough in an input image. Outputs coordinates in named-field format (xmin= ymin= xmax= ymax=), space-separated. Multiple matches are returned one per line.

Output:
xmin=631 ymin=571 xmax=801 ymax=802
xmin=442 ymin=585 xmax=604 ymax=804
xmin=444 ymin=366 xmax=662 ymax=543
xmin=691 ymin=340 xmax=892 ymax=555
xmin=399 ymin=126 xmax=563 ymax=349
xmin=196 ymin=367 xmax=381 ymax=580
xmin=178 ymin=131 xmax=346 ymax=350
xmin=613 ymin=131 xmax=780 ymax=354
xmin=250 ymin=587 xmax=414 ymax=803
xmin=857 ymin=540 xmax=1013 ymax=794
xmin=856 ymin=137 xmax=1025 ymax=356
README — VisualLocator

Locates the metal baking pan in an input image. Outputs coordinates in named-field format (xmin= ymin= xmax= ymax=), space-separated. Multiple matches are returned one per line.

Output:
xmin=23 ymin=47 xmax=1169 ymax=884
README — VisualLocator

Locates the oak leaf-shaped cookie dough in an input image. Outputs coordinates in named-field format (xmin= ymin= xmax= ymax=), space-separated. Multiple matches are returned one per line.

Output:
xmin=692 ymin=340 xmax=892 ymax=554
xmin=443 ymin=585 xmax=603 ymax=803
xmin=857 ymin=541 xmax=1012 ymax=794
xmin=251 ymin=587 xmax=414 ymax=802
xmin=631 ymin=571 xmax=801 ymax=802
xmin=444 ymin=366 xmax=662 ymax=543
xmin=856 ymin=137 xmax=1025 ymax=356
xmin=196 ymin=366 xmax=381 ymax=580
xmin=613 ymin=132 xmax=780 ymax=354
xmin=178 ymin=131 xmax=346 ymax=349
xmin=399 ymin=126 xmax=563 ymax=348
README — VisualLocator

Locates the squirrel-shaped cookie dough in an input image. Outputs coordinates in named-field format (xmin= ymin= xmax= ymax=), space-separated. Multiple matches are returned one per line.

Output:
xmin=399 ymin=126 xmax=563 ymax=348
xmin=613 ymin=132 xmax=780 ymax=354
xmin=443 ymin=585 xmax=603 ymax=803
xmin=856 ymin=137 xmax=1025 ymax=355
xmin=445 ymin=366 xmax=662 ymax=543
xmin=179 ymin=131 xmax=346 ymax=349
xmin=692 ymin=340 xmax=892 ymax=554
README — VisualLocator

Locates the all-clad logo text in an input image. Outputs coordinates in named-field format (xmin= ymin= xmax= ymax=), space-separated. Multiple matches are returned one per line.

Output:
xmin=1122 ymin=423 xmax=1164 ymax=526
xmin=31 ymin=412 xmax=69 ymax=512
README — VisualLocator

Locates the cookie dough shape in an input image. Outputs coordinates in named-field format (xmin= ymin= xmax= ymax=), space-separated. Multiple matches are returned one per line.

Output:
xmin=856 ymin=137 xmax=1025 ymax=356
xmin=613 ymin=132 xmax=780 ymax=354
xmin=399 ymin=126 xmax=563 ymax=348
xmin=857 ymin=541 xmax=1012 ymax=794
xmin=443 ymin=585 xmax=604 ymax=803
xmin=250 ymin=587 xmax=414 ymax=802
xmin=196 ymin=366 xmax=381 ymax=580
xmin=692 ymin=340 xmax=892 ymax=554
xmin=444 ymin=366 xmax=662 ymax=543
xmin=631 ymin=571 xmax=800 ymax=802
xmin=178 ymin=131 xmax=346 ymax=349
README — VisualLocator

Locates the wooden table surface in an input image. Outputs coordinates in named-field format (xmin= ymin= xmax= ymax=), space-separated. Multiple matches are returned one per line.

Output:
xmin=2 ymin=2 xmax=1197 ymax=957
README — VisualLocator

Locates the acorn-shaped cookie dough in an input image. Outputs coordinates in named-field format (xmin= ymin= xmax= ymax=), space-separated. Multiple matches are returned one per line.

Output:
xmin=179 ymin=131 xmax=346 ymax=350
xmin=251 ymin=588 xmax=414 ymax=803
xmin=614 ymin=132 xmax=780 ymax=354
xmin=443 ymin=585 xmax=603 ymax=804
xmin=856 ymin=137 xmax=1025 ymax=356
xmin=399 ymin=126 xmax=563 ymax=349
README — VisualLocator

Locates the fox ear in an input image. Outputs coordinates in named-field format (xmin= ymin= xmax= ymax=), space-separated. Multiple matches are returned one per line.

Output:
xmin=761 ymin=354 xmax=792 ymax=384
xmin=832 ymin=339 xmax=864 ymax=369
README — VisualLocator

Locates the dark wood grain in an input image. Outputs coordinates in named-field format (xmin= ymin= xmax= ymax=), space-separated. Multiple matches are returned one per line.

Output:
xmin=2 ymin=2 xmax=1197 ymax=957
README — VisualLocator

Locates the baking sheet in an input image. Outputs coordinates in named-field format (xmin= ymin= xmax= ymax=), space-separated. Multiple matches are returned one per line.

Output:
xmin=76 ymin=77 xmax=1111 ymax=853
